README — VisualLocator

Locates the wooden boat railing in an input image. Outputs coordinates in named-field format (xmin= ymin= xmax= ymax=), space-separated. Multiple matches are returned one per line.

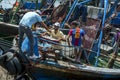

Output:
xmin=38 ymin=35 xmax=120 ymax=68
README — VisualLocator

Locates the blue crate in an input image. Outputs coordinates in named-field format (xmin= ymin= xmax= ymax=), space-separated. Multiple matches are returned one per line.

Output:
xmin=24 ymin=2 xmax=41 ymax=9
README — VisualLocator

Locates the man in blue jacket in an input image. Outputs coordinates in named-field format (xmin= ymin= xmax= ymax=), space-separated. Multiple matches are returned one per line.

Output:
xmin=19 ymin=10 xmax=49 ymax=57
xmin=21 ymin=23 xmax=41 ymax=59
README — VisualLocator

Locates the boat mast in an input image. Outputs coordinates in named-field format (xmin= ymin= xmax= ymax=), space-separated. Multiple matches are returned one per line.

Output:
xmin=95 ymin=0 xmax=108 ymax=66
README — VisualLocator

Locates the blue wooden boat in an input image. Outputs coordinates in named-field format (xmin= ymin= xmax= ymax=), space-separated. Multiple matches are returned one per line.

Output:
xmin=0 ymin=0 xmax=120 ymax=80
xmin=0 ymin=16 xmax=120 ymax=80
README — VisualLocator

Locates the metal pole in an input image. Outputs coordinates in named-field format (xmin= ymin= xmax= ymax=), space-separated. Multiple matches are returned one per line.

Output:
xmin=95 ymin=0 xmax=108 ymax=67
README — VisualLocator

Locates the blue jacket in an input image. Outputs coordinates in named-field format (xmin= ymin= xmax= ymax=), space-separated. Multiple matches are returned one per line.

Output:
xmin=21 ymin=32 xmax=39 ymax=56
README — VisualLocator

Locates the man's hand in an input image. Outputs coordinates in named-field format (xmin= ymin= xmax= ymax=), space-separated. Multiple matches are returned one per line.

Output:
xmin=56 ymin=38 xmax=62 ymax=42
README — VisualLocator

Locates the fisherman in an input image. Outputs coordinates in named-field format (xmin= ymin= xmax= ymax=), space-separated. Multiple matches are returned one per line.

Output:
xmin=18 ymin=10 xmax=49 ymax=58
xmin=67 ymin=21 xmax=85 ymax=63
xmin=42 ymin=22 xmax=66 ymax=59
xmin=21 ymin=23 xmax=41 ymax=59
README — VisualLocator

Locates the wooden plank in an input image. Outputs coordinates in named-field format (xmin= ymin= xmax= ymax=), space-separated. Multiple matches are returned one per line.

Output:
xmin=0 ymin=22 xmax=18 ymax=35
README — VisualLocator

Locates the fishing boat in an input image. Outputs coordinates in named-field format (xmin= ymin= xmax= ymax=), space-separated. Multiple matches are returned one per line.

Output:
xmin=0 ymin=21 xmax=120 ymax=80
xmin=0 ymin=0 xmax=120 ymax=80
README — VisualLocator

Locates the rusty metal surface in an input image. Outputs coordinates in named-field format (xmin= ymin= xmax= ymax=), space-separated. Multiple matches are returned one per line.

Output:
xmin=82 ymin=18 xmax=101 ymax=49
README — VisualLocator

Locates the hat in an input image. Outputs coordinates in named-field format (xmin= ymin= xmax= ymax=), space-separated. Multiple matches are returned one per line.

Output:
xmin=116 ymin=28 xmax=120 ymax=31
xmin=53 ymin=22 xmax=60 ymax=27
xmin=36 ymin=10 xmax=42 ymax=14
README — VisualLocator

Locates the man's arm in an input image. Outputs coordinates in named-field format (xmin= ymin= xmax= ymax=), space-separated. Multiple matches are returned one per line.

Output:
xmin=40 ymin=22 xmax=51 ymax=32
xmin=82 ymin=35 xmax=85 ymax=48
xmin=64 ymin=23 xmax=71 ymax=29
xmin=60 ymin=32 xmax=66 ymax=41
xmin=67 ymin=29 xmax=72 ymax=46
xmin=67 ymin=35 xmax=71 ymax=46
xmin=81 ymin=29 xmax=86 ymax=48
xmin=111 ymin=13 xmax=116 ymax=19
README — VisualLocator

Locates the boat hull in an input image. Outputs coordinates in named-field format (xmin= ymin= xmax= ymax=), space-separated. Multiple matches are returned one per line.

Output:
xmin=27 ymin=62 xmax=120 ymax=80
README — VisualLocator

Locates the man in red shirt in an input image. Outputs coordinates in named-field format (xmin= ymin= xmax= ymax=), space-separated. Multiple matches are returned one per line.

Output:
xmin=67 ymin=21 xmax=85 ymax=63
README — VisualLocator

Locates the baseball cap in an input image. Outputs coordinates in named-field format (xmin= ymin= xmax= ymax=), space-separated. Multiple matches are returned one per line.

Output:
xmin=36 ymin=10 xmax=42 ymax=14
xmin=53 ymin=22 xmax=60 ymax=27
xmin=116 ymin=28 xmax=120 ymax=31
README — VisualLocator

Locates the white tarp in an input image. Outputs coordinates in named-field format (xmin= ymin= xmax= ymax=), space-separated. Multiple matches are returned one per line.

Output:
xmin=0 ymin=0 xmax=16 ymax=10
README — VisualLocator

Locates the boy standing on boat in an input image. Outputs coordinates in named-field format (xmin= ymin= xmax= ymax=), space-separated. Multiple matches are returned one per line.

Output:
xmin=67 ymin=21 xmax=85 ymax=63
xmin=18 ymin=10 xmax=49 ymax=57
xmin=42 ymin=22 xmax=66 ymax=59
